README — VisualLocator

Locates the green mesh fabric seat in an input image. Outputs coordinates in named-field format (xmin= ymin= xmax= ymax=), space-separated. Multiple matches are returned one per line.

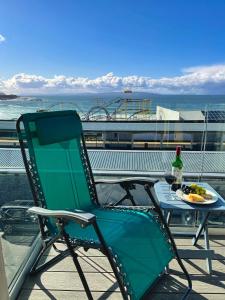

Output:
xmin=66 ymin=207 xmax=173 ymax=298
xmin=16 ymin=110 xmax=191 ymax=300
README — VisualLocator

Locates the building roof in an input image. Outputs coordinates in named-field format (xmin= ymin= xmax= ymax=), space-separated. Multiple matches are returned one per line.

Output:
xmin=1 ymin=148 xmax=225 ymax=177
xmin=202 ymin=110 xmax=225 ymax=122
xmin=179 ymin=110 xmax=205 ymax=121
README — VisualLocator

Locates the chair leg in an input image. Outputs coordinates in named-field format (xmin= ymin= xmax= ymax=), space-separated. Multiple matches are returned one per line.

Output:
xmin=30 ymin=238 xmax=72 ymax=274
xmin=63 ymin=230 xmax=93 ymax=300
xmin=52 ymin=243 xmax=63 ymax=253
xmin=31 ymin=248 xmax=71 ymax=274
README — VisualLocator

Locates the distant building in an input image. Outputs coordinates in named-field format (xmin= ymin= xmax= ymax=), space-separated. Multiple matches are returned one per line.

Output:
xmin=156 ymin=106 xmax=205 ymax=121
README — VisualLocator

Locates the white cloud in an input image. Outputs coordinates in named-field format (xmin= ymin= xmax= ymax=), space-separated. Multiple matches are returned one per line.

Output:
xmin=0 ymin=34 xmax=6 ymax=43
xmin=1 ymin=64 xmax=225 ymax=94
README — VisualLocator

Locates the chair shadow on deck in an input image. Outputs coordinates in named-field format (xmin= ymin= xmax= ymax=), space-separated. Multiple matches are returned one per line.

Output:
xmin=18 ymin=246 xmax=121 ymax=300
xmin=149 ymin=274 xmax=207 ymax=300
xmin=191 ymin=242 xmax=225 ymax=274
xmin=18 ymin=242 xmax=225 ymax=300
xmin=210 ymin=236 xmax=225 ymax=247
xmin=164 ymin=258 xmax=225 ymax=300
xmin=19 ymin=261 xmax=180 ymax=300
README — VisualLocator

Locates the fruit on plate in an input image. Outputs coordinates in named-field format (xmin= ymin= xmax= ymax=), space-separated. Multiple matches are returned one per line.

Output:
xmin=181 ymin=184 xmax=193 ymax=195
xmin=189 ymin=184 xmax=206 ymax=195
xmin=180 ymin=184 xmax=214 ymax=201
xmin=188 ymin=184 xmax=213 ymax=200
xmin=187 ymin=193 xmax=205 ymax=202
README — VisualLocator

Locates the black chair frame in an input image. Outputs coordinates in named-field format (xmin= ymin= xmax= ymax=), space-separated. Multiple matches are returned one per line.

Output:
xmin=16 ymin=115 xmax=192 ymax=300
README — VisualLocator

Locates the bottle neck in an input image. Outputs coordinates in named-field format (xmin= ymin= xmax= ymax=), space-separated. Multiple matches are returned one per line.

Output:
xmin=176 ymin=146 xmax=181 ymax=156
xmin=172 ymin=154 xmax=183 ymax=169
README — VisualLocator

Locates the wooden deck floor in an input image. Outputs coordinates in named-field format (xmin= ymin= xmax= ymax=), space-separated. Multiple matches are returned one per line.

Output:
xmin=17 ymin=236 xmax=225 ymax=300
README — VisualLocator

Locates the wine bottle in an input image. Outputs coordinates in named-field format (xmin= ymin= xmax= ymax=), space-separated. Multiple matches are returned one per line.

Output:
xmin=171 ymin=146 xmax=183 ymax=191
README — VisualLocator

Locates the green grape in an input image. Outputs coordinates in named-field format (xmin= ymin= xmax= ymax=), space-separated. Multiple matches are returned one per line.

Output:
xmin=189 ymin=184 xmax=206 ymax=195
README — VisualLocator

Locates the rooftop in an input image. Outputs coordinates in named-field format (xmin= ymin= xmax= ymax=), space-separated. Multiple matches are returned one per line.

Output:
xmin=1 ymin=148 xmax=225 ymax=177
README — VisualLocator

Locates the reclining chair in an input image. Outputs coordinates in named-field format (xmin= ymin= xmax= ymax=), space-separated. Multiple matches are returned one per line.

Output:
xmin=16 ymin=110 xmax=191 ymax=300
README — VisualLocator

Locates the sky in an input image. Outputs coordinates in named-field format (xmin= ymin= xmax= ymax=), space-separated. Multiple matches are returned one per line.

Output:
xmin=1 ymin=0 xmax=225 ymax=94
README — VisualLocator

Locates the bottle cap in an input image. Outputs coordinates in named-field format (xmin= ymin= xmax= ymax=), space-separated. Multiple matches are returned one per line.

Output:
xmin=176 ymin=146 xmax=181 ymax=156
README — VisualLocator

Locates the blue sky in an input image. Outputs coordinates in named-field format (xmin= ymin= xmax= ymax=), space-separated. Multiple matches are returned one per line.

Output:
xmin=1 ymin=0 xmax=225 ymax=94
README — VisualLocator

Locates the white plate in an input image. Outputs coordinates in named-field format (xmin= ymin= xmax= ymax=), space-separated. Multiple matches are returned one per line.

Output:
xmin=176 ymin=189 xmax=218 ymax=205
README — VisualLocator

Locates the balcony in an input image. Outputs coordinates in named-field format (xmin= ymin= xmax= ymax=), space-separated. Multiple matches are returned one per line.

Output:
xmin=17 ymin=235 xmax=225 ymax=299
xmin=1 ymin=146 xmax=225 ymax=299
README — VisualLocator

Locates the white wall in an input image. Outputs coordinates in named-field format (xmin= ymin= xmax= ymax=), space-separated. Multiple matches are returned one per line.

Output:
xmin=156 ymin=106 xmax=180 ymax=120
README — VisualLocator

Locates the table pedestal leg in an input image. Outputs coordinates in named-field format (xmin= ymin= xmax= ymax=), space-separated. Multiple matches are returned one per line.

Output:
xmin=192 ymin=212 xmax=212 ymax=274
xmin=166 ymin=211 xmax=172 ymax=225
xmin=164 ymin=209 xmax=213 ymax=274
xmin=204 ymin=223 xmax=212 ymax=274
xmin=192 ymin=212 xmax=210 ymax=246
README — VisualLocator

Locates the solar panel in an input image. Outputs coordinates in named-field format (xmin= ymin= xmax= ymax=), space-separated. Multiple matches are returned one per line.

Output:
xmin=202 ymin=110 xmax=225 ymax=121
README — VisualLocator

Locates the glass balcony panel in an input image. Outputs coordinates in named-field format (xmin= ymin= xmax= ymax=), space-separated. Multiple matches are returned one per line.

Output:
xmin=0 ymin=172 xmax=39 ymax=288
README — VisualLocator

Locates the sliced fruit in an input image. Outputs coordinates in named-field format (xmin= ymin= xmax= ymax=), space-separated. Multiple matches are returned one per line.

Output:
xmin=187 ymin=193 xmax=205 ymax=202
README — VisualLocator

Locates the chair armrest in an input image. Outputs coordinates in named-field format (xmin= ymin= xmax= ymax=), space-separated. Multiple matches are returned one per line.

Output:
xmin=28 ymin=207 xmax=96 ymax=227
xmin=95 ymin=177 xmax=158 ymax=188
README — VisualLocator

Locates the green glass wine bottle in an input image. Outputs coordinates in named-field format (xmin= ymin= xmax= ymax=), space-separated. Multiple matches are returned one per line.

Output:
xmin=171 ymin=146 xmax=183 ymax=191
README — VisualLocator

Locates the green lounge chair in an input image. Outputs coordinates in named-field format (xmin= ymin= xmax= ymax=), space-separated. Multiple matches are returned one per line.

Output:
xmin=16 ymin=110 xmax=191 ymax=300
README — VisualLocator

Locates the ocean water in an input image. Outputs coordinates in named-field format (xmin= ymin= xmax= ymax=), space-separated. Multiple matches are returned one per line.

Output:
xmin=0 ymin=92 xmax=225 ymax=120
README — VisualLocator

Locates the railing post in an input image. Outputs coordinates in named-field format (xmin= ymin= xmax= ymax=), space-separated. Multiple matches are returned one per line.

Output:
xmin=0 ymin=233 xmax=9 ymax=300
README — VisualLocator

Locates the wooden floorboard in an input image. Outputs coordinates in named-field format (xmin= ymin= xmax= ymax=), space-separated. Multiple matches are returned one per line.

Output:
xmin=17 ymin=236 xmax=225 ymax=300
xmin=18 ymin=290 xmax=123 ymax=300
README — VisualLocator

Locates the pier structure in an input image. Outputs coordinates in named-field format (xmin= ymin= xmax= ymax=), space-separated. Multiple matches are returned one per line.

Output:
xmin=37 ymin=97 xmax=153 ymax=121
xmin=84 ymin=97 xmax=152 ymax=121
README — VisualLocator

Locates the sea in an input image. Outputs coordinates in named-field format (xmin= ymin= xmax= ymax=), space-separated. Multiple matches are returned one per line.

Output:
xmin=0 ymin=92 xmax=225 ymax=120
